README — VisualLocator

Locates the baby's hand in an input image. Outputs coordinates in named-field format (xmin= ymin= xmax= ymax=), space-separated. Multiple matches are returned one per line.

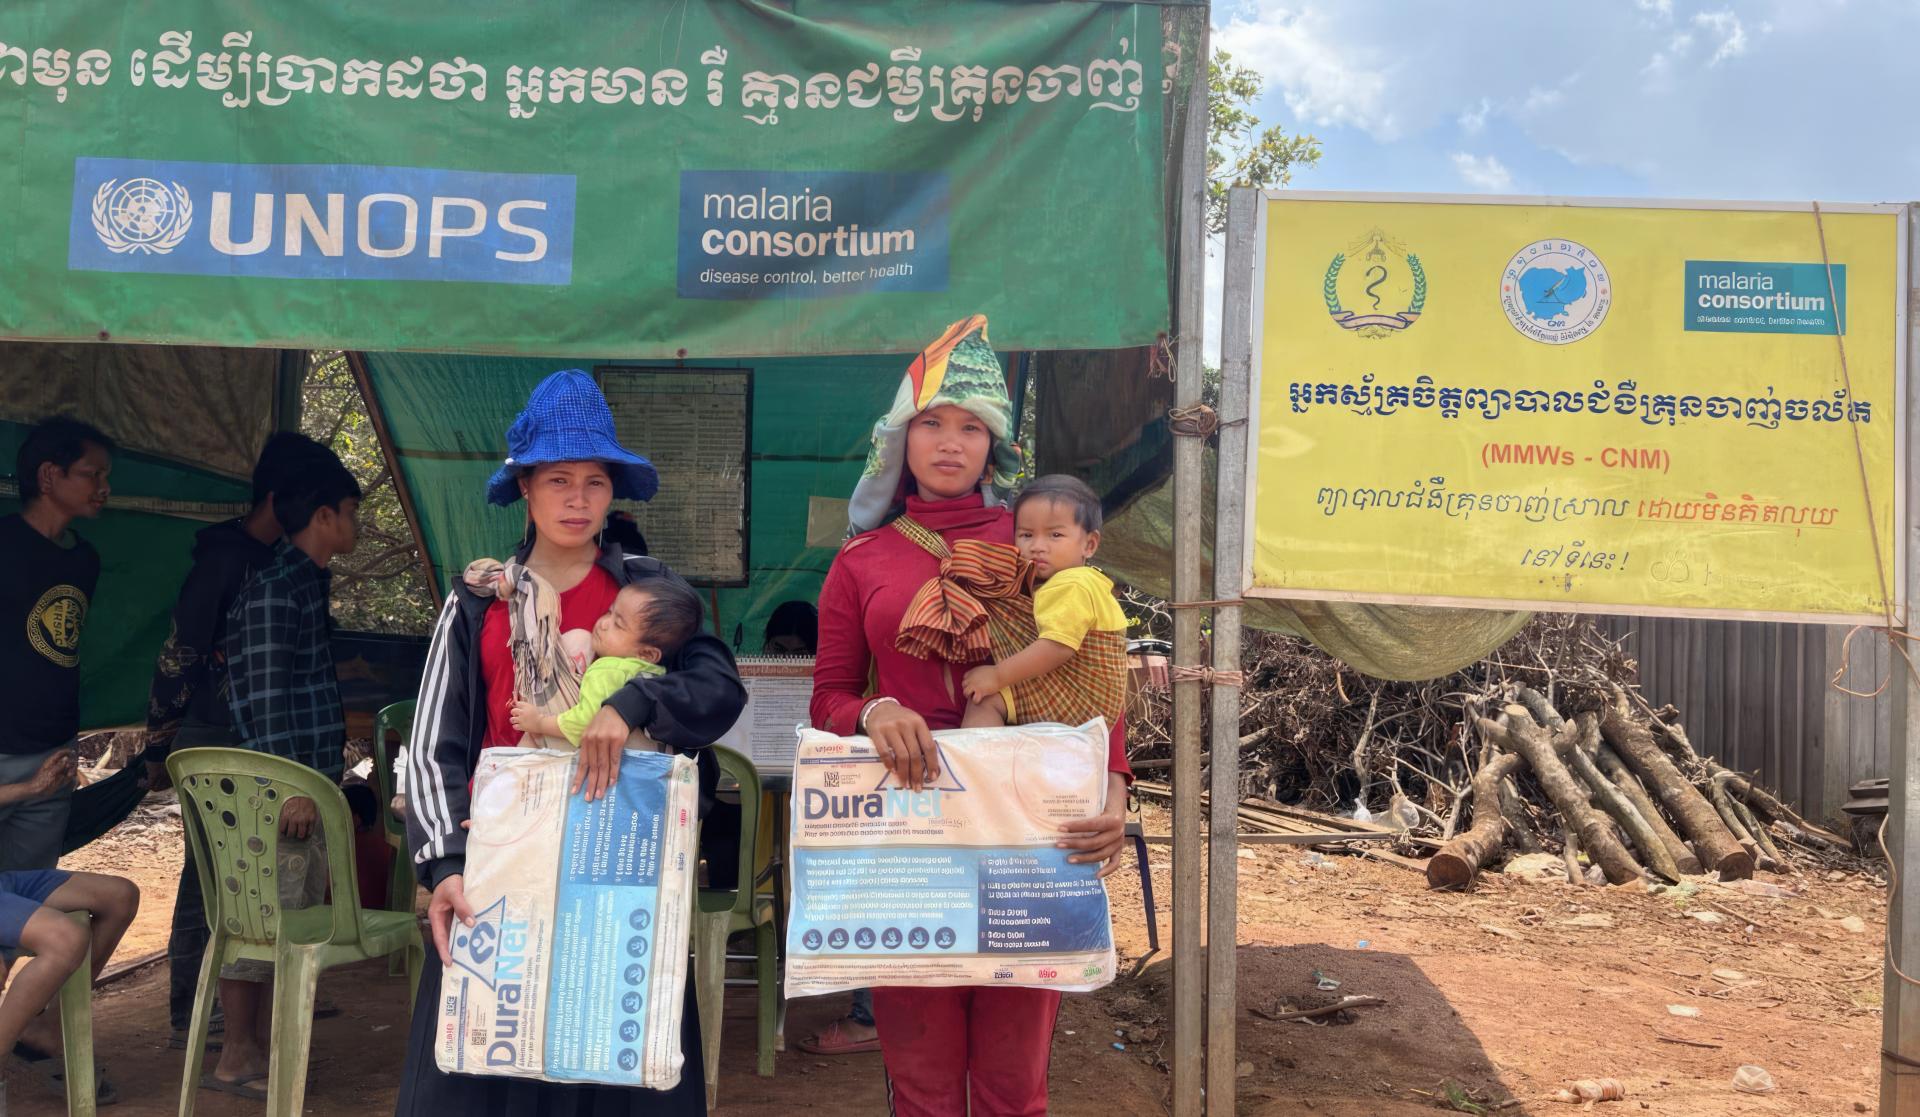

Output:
xmin=962 ymin=665 xmax=1000 ymax=703
xmin=509 ymin=700 xmax=540 ymax=732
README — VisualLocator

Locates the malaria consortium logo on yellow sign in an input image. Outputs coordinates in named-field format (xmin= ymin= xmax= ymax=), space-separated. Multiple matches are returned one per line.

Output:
xmin=1322 ymin=228 xmax=1426 ymax=339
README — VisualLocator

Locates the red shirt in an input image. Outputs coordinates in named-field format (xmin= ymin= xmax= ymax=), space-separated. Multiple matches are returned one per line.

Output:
xmin=478 ymin=564 xmax=620 ymax=750
xmin=811 ymin=493 xmax=1131 ymax=779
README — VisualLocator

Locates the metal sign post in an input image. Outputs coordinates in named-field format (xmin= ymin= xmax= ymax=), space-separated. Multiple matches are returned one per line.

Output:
xmin=1205 ymin=186 xmax=1258 ymax=1111
xmin=1884 ymin=200 xmax=1920 ymax=1115
xmin=1168 ymin=16 xmax=1211 ymax=1114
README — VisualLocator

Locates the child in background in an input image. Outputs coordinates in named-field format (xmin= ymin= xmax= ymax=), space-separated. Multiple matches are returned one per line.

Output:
xmin=962 ymin=474 xmax=1131 ymax=730
xmin=0 ymin=750 xmax=140 ymax=1105
xmin=511 ymin=580 xmax=702 ymax=748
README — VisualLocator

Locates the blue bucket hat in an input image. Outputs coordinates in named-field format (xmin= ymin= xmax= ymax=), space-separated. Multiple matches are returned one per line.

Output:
xmin=486 ymin=370 xmax=660 ymax=506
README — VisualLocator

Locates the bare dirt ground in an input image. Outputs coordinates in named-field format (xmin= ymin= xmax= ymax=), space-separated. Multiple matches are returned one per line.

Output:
xmin=2 ymin=798 xmax=1888 ymax=1115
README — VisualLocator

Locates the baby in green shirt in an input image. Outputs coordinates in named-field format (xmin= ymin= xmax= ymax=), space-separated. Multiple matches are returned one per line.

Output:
xmin=510 ymin=579 xmax=702 ymax=748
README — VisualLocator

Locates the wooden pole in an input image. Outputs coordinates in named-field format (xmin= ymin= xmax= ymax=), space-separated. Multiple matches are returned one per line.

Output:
xmin=1881 ymin=200 xmax=1920 ymax=1115
xmin=1205 ymin=186 xmax=1257 ymax=1112
xmin=345 ymin=350 xmax=442 ymax=600
xmin=1169 ymin=16 xmax=1211 ymax=1115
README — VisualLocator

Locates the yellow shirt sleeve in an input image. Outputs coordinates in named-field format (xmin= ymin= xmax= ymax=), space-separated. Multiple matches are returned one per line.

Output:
xmin=555 ymin=657 xmax=659 ymax=746
xmin=1032 ymin=567 xmax=1126 ymax=651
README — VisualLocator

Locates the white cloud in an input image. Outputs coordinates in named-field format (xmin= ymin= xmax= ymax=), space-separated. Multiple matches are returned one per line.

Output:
xmin=1520 ymin=85 xmax=1567 ymax=115
xmin=1204 ymin=0 xmax=1915 ymax=203
xmin=1214 ymin=6 xmax=1401 ymax=139
xmin=1643 ymin=31 xmax=1695 ymax=81
xmin=1693 ymin=9 xmax=1750 ymax=64
xmin=1636 ymin=0 xmax=1674 ymax=17
xmin=1450 ymin=152 xmax=1514 ymax=192
xmin=1458 ymin=98 xmax=1491 ymax=134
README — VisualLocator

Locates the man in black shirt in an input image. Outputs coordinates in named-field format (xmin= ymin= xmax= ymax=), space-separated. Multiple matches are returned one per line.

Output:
xmin=143 ymin=432 xmax=339 ymax=1048
xmin=0 ymin=417 xmax=114 ymax=875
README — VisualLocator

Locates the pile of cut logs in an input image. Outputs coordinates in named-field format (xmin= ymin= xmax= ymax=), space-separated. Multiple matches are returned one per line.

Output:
xmin=1427 ymin=684 xmax=1847 ymax=889
xmin=1122 ymin=613 xmax=1857 ymax=886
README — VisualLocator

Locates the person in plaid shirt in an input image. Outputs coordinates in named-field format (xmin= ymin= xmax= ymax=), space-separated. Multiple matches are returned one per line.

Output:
xmin=206 ymin=453 xmax=359 ymax=1099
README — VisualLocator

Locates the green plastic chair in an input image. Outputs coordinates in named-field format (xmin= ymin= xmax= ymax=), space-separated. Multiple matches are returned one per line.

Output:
xmin=373 ymin=701 xmax=419 ymax=972
xmin=691 ymin=745 xmax=779 ymax=1108
xmin=16 ymin=910 xmax=96 ymax=1116
xmin=168 ymin=747 xmax=423 ymax=1117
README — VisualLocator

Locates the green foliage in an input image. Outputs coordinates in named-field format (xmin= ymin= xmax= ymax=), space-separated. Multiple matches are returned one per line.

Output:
xmin=1207 ymin=51 xmax=1321 ymax=236
xmin=303 ymin=352 xmax=436 ymax=634
xmin=1443 ymin=1082 xmax=1490 ymax=1116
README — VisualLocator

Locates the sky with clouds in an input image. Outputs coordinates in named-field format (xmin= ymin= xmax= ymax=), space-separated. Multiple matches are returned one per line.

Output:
xmin=1201 ymin=0 xmax=1916 ymax=356
xmin=1211 ymin=0 xmax=1916 ymax=200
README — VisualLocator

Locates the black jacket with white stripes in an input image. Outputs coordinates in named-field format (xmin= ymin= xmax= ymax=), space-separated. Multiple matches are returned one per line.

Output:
xmin=403 ymin=542 xmax=746 ymax=890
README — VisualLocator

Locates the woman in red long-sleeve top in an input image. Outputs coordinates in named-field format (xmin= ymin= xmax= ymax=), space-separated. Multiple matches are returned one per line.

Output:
xmin=810 ymin=317 xmax=1130 ymax=1117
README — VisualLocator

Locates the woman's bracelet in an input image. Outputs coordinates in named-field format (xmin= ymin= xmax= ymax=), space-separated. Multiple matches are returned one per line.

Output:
xmin=858 ymin=696 xmax=901 ymax=733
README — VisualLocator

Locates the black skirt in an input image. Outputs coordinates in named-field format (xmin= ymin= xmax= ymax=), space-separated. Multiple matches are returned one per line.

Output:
xmin=394 ymin=947 xmax=707 ymax=1117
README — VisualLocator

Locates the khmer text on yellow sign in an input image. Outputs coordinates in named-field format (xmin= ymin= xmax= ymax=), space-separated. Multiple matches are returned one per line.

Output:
xmin=1246 ymin=194 xmax=1906 ymax=622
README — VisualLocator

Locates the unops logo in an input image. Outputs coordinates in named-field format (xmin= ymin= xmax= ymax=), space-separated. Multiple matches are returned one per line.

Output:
xmin=70 ymin=157 xmax=575 ymax=285
xmin=91 ymin=178 xmax=193 ymax=255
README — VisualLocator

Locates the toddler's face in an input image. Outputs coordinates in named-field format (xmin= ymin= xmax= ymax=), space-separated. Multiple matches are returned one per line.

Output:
xmin=1014 ymin=497 xmax=1099 ymax=581
xmin=592 ymin=589 xmax=655 ymax=661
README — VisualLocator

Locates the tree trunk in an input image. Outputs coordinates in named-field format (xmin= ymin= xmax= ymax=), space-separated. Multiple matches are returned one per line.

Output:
xmin=1729 ymin=789 xmax=1784 ymax=868
xmin=1562 ymin=822 xmax=1587 ymax=886
xmin=1428 ymin=751 xmax=1527 ymax=890
xmin=1515 ymin=688 xmax=1563 ymax=732
xmin=1499 ymin=778 xmax=1543 ymax=854
xmin=1601 ymin=688 xmax=1754 ymax=879
xmin=1660 ymin=721 xmax=1851 ymax=851
xmin=1707 ymin=773 xmax=1782 ymax=871
xmin=1565 ymin=714 xmax=1682 ymax=883
xmin=1596 ymin=743 xmax=1701 ymax=875
xmin=1487 ymin=709 xmax=1644 ymax=885
xmin=1706 ymin=772 xmax=1770 ymax=869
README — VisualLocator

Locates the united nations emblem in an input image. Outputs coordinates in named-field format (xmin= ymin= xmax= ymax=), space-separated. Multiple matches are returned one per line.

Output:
xmin=1500 ymin=238 xmax=1610 ymax=345
xmin=1323 ymin=229 xmax=1426 ymax=339
xmin=28 ymin=584 xmax=87 ymax=668
xmin=91 ymin=177 xmax=193 ymax=255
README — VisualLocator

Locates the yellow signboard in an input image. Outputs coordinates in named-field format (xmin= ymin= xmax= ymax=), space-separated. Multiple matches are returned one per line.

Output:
xmin=1244 ymin=194 xmax=1908 ymax=622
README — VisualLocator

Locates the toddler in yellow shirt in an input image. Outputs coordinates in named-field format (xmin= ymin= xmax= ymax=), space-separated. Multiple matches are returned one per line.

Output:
xmin=962 ymin=475 xmax=1129 ymax=729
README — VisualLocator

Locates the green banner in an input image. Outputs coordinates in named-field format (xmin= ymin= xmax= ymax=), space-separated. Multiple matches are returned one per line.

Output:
xmin=0 ymin=1 xmax=1168 ymax=357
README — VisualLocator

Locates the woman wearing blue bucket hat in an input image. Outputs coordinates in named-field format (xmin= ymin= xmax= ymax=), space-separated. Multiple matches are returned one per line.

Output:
xmin=397 ymin=370 xmax=743 ymax=1115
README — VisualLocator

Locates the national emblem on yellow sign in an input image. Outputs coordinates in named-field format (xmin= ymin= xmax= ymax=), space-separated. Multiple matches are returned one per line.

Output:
xmin=1323 ymin=228 xmax=1426 ymax=339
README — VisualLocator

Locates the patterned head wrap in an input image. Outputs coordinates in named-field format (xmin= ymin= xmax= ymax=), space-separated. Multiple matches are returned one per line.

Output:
xmin=846 ymin=315 xmax=1023 ymax=536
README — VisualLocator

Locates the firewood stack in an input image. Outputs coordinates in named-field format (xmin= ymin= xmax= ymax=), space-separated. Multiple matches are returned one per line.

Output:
xmin=1121 ymin=609 xmax=1854 ymax=888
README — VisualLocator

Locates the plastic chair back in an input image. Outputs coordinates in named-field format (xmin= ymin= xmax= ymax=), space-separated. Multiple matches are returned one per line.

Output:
xmin=699 ymin=745 xmax=761 ymax=917
xmin=168 ymin=747 xmax=366 ymax=951
xmin=372 ymin=701 xmax=414 ymax=844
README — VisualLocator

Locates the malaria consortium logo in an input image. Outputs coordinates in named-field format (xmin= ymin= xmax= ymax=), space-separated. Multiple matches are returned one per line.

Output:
xmin=1323 ymin=228 xmax=1426 ymax=339
xmin=91 ymin=178 xmax=193 ymax=255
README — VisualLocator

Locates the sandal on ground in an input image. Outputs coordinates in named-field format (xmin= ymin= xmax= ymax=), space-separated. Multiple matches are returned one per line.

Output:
xmin=795 ymin=1018 xmax=883 ymax=1056
xmin=169 ymin=1002 xmax=228 ymax=1048
xmin=199 ymin=1071 xmax=269 ymax=1101
xmin=12 ymin=1041 xmax=119 ymax=1104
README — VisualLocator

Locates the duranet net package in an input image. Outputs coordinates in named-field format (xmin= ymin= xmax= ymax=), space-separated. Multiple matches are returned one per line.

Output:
xmin=437 ymin=747 xmax=697 ymax=1089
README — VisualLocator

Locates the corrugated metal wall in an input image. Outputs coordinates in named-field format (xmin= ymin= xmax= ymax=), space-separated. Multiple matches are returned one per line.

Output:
xmin=1822 ymin=625 xmax=1896 ymax=821
xmin=1590 ymin=616 xmax=1892 ymax=823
